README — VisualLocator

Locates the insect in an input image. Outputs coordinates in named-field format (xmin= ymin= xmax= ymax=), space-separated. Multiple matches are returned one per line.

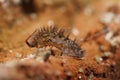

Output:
xmin=26 ymin=25 xmax=84 ymax=59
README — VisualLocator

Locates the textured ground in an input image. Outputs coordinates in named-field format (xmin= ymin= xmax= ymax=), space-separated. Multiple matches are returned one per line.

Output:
xmin=0 ymin=0 xmax=120 ymax=80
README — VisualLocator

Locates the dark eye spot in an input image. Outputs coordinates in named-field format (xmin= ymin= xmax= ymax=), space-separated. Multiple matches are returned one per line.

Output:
xmin=26 ymin=39 xmax=37 ymax=47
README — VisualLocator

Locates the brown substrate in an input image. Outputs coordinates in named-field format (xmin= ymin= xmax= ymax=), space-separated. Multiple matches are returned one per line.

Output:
xmin=0 ymin=0 xmax=120 ymax=80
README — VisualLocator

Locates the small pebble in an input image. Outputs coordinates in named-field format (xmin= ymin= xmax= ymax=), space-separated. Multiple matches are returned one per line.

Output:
xmin=27 ymin=54 xmax=36 ymax=59
xmin=103 ymin=52 xmax=112 ymax=57
xmin=78 ymin=75 xmax=82 ymax=79
xmin=88 ymin=73 xmax=94 ymax=80
xmin=84 ymin=6 xmax=94 ymax=16
xmin=100 ymin=12 xmax=115 ymax=24
xmin=21 ymin=58 xmax=29 ymax=61
xmin=105 ymin=31 xmax=120 ymax=48
xmin=110 ymin=36 xmax=120 ymax=48
xmin=72 ymin=28 xmax=80 ymax=36
xmin=105 ymin=31 xmax=113 ymax=41
xmin=16 ymin=52 xmax=22 ymax=58
xmin=78 ymin=68 xmax=84 ymax=73
xmin=95 ymin=56 xmax=103 ymax=63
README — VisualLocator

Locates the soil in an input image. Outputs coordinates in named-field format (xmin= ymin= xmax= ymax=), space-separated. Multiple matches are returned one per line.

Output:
xmin=0 ymin=0 xmax=120 ymax=80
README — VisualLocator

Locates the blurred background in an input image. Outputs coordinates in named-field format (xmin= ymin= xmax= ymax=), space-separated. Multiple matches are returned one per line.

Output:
xmin=0 ymin=0 xmax=120 ymax=62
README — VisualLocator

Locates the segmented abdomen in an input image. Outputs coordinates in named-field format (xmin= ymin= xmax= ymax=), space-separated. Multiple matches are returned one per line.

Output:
xmin=26 ymin=26 xmax=84 ymax=59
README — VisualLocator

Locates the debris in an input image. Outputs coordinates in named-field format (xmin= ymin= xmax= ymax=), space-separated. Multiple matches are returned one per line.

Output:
xmin=72 ymin=28 xmax=80 ymax=36
xmin=95 ymin=55 xmax=103 ymax=63
xmin=15 ymin=52 xmax=22 ymax=58
xmin=78 ymin=68 xmax=84 ymax=73
xmin=84 ymin=6 xmax=94 ymax=16
xmin=100 ymin=12 xmax=115 ymax=24
xmin=105 ymin=31 xmax=120 ymax=48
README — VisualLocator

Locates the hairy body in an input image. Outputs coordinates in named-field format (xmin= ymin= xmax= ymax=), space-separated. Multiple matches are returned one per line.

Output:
xmin=26 ymin=26 xmax=84 ymax=58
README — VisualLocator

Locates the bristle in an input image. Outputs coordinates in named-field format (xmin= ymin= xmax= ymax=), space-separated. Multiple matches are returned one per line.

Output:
xmin=58 ymin=28 xmax=64 ymax=36
xmin=51 ymin=26 xmax=57 ymax=32
xmin=38 ymin=26 xmax=59 ymax=34
xmin=66 ymin=33 xmax=71 ymax=39
xmin=73 ymin=38 xmax=76 ymax=42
